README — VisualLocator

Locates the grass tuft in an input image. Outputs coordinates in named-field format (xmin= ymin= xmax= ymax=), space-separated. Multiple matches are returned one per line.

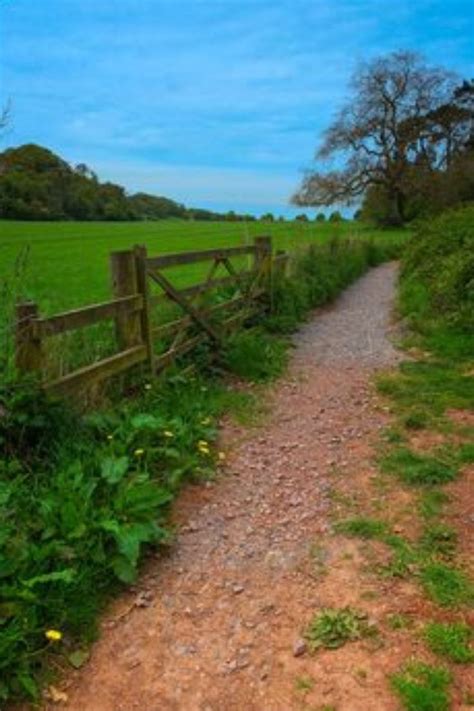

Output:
xmin=421 ymin=563 xmax=474 ymax=608
xmin=420 ymin=524 xmax=457 ymax=559
xmin=391 ymin=662 xmax=452 ymax=711
xmin=380 ymin=447 xmax=457 ymax=487
xmin=424 ymin=622 xmax=474 ymax=664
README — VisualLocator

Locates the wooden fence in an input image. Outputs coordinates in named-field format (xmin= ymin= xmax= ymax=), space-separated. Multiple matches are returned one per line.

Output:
xmin=15 ymin=236 xmax=288 ymax=397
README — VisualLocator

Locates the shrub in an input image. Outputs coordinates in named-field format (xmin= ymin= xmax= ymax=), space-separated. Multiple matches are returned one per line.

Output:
xmin=266 ymin=238 xmax=402 ymax=334
xmin=400 ymin=206 xmax=474 ymax=336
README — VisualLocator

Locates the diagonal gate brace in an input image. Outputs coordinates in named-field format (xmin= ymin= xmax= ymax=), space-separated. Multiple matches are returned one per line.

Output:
xmin=147 ymin=268 xmax=221 ymax=343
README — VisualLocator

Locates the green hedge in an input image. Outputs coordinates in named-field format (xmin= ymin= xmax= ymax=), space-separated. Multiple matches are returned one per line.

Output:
xmin=400 ymin=206 xmax=474 ymax=340
xmin=266 ymin=237 xmax=402 ymax=333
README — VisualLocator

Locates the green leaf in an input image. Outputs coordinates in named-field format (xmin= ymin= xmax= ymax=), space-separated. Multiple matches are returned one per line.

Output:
xmin=68 ymin=649 xmax=90 ymax=669
xmin=130 ymin=413 xmax=162 ymax=430
xmin=100 ymin=456 xmax=129 ymax=484
xmin=23 ymin=568 xmax=75 ymax=588
xmin=111 ymin=555 xmax=136 ymax=583
xmin=116 ymin=522 xmax=158 ymax=564
xmin=18 ymin=673 xmax=38 ymax=699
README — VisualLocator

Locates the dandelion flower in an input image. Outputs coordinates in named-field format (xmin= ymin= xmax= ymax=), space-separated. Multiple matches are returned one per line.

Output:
xmin=197 ymin=440 xmax=210 ymax=455
xmin=45 ymin=629 xmax=62 ymax=642
xmin=134 ymin=448 xmax=145 ymax=457
xmin=164 ymin=430 xmax=174 ymax=438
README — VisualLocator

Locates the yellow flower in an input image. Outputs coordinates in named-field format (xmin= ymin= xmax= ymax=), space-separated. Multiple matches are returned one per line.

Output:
xmin=200 ymin=417 xmax=211 ymax=426
xmin=163 ymin=430 xmax=174 ymax=438
xmin=45 ymin=629 xmax=62 ymax=642
xmin=197 ymin=440 xmax=210 ymax=455
xmin=218 ymin=452 xmax=226 ymax=462
xmin=134 ymin=448 xmax=145 ymax=457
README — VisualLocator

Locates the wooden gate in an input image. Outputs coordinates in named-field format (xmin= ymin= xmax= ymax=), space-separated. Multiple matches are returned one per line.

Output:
xmin=139 ymin=236 xmax=272 ymax=375
xmin=15 ymin=236 xmax=287 ymax=397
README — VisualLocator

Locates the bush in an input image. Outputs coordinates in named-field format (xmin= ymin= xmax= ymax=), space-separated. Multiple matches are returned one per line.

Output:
xmin=401 ymin=206 xmax=474 ymax=335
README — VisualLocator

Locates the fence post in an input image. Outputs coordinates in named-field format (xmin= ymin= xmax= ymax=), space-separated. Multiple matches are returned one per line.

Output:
xmin=254 ymin=235 xmax=272 ymax=278
xmin=133 ymin=244 xmax=154 ymax=373
xmin=15 ymin=301 xmax=43 ymax=376
xmin=274 ymin=249 xmax=289 ymax=278
xmin=110 ymin=250 xmax=141 ymax=350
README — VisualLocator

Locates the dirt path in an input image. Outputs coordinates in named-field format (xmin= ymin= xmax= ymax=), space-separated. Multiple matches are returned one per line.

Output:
xmin=46 ymin=263 xmax=409 ymax=711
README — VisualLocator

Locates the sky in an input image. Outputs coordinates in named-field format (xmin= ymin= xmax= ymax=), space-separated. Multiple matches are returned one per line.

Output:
xmin=1 ymin=0 xmax=473 ymax=217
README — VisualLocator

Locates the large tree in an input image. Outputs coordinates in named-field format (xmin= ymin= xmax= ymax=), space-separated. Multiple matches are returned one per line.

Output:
xmin=293 ymin=52 xmax=468 ymax=225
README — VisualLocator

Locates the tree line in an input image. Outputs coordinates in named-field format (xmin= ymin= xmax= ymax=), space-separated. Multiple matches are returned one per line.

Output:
xmin=293 ymin=52 xmax=474 ymax=226
xmin=0 ymin=144 xmax=258 ymax=222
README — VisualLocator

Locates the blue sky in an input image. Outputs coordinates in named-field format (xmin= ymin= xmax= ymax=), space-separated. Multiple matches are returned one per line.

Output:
xmin=1 ymin=0 xmax=473 ymax=216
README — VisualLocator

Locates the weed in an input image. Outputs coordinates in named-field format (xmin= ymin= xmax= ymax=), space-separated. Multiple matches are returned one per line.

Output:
xmin=421 ymin=563 xmax=474 ymax=608
xmin=305 ymin=607 xmax=375 ymax=651
xmin=424 ymin=622 xmax=474 ymax=663
xmin=391 ymin=662 xmax=452 ymax=711
xmin=335 ymin=517 xmax=388 ymax=540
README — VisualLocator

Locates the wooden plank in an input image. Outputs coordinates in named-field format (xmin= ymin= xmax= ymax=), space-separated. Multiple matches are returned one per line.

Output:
xmin=147 ymin=244 xmax=256 ymax=269
xmin=37 ymin=295 xmax=143 ymax=337
xmin=222 ymin=306 xmax=258 ymax=331
xmin=45 ymin=345 xmax=147 ymax=395
xmin=151 ymin=292 xmax=264 ymax=339
xmin=148 ymin=269 xmax=258 ymax=306
xmin=134 ymin=245 xmax=154 ymax=371
xmin=154 ymin=334 xmax=206 ymax=372
xmin=147 ymin=269 xmax=221 ymax=342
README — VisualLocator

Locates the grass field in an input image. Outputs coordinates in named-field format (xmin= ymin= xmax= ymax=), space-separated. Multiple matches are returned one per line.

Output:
xmin=0 ymin=219 xmax=407 ymax=314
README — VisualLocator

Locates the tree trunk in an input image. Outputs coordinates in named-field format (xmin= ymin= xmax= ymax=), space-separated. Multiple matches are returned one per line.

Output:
xmin=386 ymin=189 xmax=405 ymax=226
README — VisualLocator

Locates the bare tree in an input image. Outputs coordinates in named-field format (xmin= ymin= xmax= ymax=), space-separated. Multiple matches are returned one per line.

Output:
xmin=293 ymin=52 xmax=458 ymax=224
xmin=0 ymin=100 xmax=11 ymax=134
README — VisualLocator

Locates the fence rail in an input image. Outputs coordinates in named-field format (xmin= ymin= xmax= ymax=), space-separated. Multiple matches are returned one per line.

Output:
xmin=15 ymin=235 xmax=288 ymax=398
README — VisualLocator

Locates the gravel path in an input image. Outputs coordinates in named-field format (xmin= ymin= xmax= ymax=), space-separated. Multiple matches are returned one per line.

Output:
xmin=42 ymin=262 xmax=404 ymax=711
xmin=295 ymin=261 xmax=402 ymax=367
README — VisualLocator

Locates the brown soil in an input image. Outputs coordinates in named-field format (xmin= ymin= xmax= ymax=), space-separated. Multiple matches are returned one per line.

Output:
xmin=37 ymin=264 xmax=472 ymax=711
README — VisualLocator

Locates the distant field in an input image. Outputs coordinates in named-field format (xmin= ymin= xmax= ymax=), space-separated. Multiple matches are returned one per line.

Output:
xmin=0 ymin=220 xmax=407 ymax=314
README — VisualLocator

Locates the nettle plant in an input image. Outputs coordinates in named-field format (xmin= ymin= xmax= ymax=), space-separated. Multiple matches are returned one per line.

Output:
xmin=0 ymin=375 xmax=221 ymax=701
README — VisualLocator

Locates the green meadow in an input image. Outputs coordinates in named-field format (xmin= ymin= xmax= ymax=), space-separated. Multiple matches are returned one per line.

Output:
xmin=0 ymin=219 xmax=407 ymax=314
